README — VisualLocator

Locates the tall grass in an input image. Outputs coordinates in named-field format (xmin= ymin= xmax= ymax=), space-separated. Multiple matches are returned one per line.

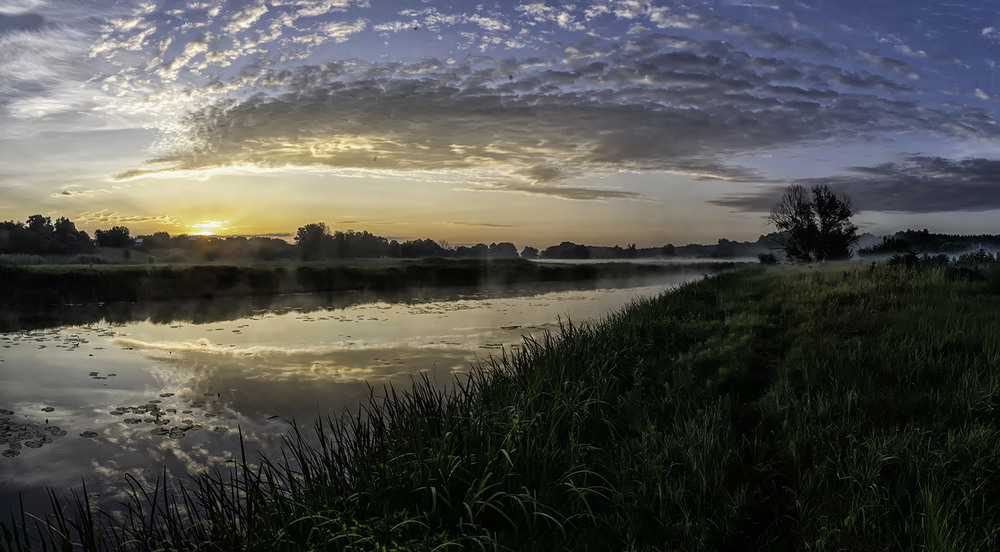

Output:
xmin=6 ymin=262 xmax=1000 ymax=550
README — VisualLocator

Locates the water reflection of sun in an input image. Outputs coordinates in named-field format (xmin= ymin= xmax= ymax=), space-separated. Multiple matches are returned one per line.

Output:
xmin=189 ymin=220 xmax=229 ymax=236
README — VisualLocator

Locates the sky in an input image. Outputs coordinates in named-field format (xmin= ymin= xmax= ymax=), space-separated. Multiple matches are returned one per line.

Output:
xmin=2 ymin=0 xmax=1000 ymax=248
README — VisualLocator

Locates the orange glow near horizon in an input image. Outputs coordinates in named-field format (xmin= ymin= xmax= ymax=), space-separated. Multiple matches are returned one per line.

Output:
xmin=189 ymin=220 xmax=230 ymax=236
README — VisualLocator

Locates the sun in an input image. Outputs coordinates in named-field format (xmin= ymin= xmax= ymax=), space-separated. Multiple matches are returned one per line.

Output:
xmin=189 ymin=220 xmax=230 ymax=236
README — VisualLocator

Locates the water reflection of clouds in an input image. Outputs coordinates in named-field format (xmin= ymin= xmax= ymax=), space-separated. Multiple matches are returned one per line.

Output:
xmin=114 ymin=335 xmax=478 ymax=422
xmin=85 ymin=412 xmax=281 ymax=510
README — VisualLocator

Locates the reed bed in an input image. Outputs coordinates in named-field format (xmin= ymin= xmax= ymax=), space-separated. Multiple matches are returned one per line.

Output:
xmin=5 ymin=261 xmax=1000 ymax=550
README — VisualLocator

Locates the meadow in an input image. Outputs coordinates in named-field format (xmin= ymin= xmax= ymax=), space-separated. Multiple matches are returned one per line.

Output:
xmin=5 ymin=259 xmax=1000 ymax=550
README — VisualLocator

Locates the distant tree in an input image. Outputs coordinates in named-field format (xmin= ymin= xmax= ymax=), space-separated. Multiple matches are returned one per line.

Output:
xmin=520 ymin=246 xmax=539 ymax=260
xmin=94 ymin=225 xmax=133 ymax=248
xmin=857 ymin=236 xmax=910 ymax=256
xmin=399 ymin=238 xmax=447 ymax=258
xmin=27 ymin=214 xmax=53 ymax=237
xmin=541 ymin=241 xmax=590 ymax=259
xmin=139 ymin=231 xmax=173 ymax=249
xmin=489 ymin=242 xmax=519 ymax=258
xmin=53 ymin=217 xmax=93 ymax=254
xmin=713 ymin=238 xmax=735 ymax=258
xmin=768 ymin=184 xmax=858 ymax=262
xmin=334 ymin=229 xmax=391 ymax=258
xmin=0 ymin=220 xmax=40 ymax=254
xmin=758 ymin=252 xmax=779 ymax=265
xmin=387 ymin=239 xmax=401 ymax=257
xmin=251 ymin=237 xmax=292 ymax=261
xmin=295 ymin=222 xmax=332 ymax=260
xmin=662 ymin=244 xmax=676 ymax=257
xmin=455 ymin=243 xmax=489 ymax=258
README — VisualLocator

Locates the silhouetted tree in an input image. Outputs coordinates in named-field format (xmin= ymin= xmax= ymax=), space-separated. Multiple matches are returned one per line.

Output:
xmin=541 ymin=242 xmax=590 ymax=259
xmin=662 ymin=244 xmax=676 ymax=257
xmin=0 ymin=215 xmax=95 ymax=255
xmin=94 ymin=226 xmax=133 ymax=248
xmin=520 ymin=246 xmax=539 ymax=259
xmin=489 ymin=242 xmax=519 ymax=258
xmin=138 ymin=231 xmax=172 ymax=249
xmin=250 ymin=237 xmax=293 ymax=261
xmin=455 ymin=244 xmax=489 ymax=258
xmin=52 ymin=217 xmax=93 ymax=254
xmin=768 ymin=184 xmax=857 ymax=262
xmin=399 ymin=238 xmax=446 ymax=258
xmin=27 ymin=215 xmax=53 ymax=237
xmin=295 ymin=223 xmax=332 ymax=260
xmin=334 ymin=230 xmax=391 ymax=258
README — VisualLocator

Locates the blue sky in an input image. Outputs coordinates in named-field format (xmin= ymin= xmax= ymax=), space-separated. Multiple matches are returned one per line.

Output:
xmin=2 ymin=0 xmax=999 ymax=246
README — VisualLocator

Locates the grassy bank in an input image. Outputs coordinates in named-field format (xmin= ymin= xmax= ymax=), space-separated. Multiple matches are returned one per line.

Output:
xmin=7 ymin=262 xmax=1000 ymax=550
xmin=0 ymin=258 xmax=731 ymax=306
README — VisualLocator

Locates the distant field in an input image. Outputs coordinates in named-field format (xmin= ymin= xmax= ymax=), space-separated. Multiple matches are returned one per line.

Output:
xmin=0 ymin=258 xmax=738 ymax=306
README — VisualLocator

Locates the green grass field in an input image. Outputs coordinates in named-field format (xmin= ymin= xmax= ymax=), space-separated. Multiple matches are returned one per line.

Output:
xmin=6 ymin=261 xmax=1000 ymax=550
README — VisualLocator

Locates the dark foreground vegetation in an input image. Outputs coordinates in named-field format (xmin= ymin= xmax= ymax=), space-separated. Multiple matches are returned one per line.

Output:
xmin=7 ymin=259 xmax=1000 ymax=550
xmin=0 ymin=258 xmax=732 ymax=309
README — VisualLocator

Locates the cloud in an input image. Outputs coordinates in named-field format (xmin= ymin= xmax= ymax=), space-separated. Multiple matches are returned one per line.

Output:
xmin=45 ymin=1 xmax=995 ymax=204
xmin=710 ymin=156 xmax=1000 ymax=213
xmin=74 ymin=210 xmax=179 ymax=226
xmin=0 ymin=11 xmax=44 ymax=33
xmin=446 ymin=221 xmax=513 ymax=228
xmin=110 ymin=26 xmax=1000 ymax=201
xmin=51 ymin=188 xmax=99 ymax=198
xmin=222 ymin=2 xmax=268 ymax=34
xmin=469 ymin=181 xmax=642 ymax=201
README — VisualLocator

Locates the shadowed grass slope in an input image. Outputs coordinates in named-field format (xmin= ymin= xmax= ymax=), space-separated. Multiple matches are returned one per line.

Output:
xmin=5 ymin=262 xmax=1000 ymax=550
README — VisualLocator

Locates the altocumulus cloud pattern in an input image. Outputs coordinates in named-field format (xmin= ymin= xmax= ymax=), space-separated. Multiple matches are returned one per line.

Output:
xmin=2 ymin=0 xmax=1000 ymax=211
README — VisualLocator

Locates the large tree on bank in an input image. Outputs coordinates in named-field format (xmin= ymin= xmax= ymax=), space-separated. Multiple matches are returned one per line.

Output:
xmin=768 ymin=184 xmax=858 ymax=262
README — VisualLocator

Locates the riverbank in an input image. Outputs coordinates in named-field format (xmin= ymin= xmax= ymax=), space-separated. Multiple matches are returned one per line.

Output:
xmin=6 ymin=262 xmax=1000 ymax=550
xmin=0 ymin=258 xmax=736 ymax=306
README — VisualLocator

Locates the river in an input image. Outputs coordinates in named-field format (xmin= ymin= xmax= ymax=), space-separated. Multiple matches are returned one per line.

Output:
xmin=0 ymin=268 xmax=714 ymax=518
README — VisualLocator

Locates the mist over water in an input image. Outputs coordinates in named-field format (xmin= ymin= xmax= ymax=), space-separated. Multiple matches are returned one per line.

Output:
xmin=0 ymin=271 xmax=710 ymax=516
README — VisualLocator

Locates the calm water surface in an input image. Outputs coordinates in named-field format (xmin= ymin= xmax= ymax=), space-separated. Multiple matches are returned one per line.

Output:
xmin=0 ymin=271 xmax=709 ymax=515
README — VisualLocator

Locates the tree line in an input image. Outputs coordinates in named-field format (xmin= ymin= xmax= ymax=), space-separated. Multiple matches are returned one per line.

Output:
xmin=0 ymin=215 xmax=96 ymax=256
xmin=0 ymin=188 xmax=876 ymax=264
xmin=0 ymin=216 xmax=698 ymax=262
